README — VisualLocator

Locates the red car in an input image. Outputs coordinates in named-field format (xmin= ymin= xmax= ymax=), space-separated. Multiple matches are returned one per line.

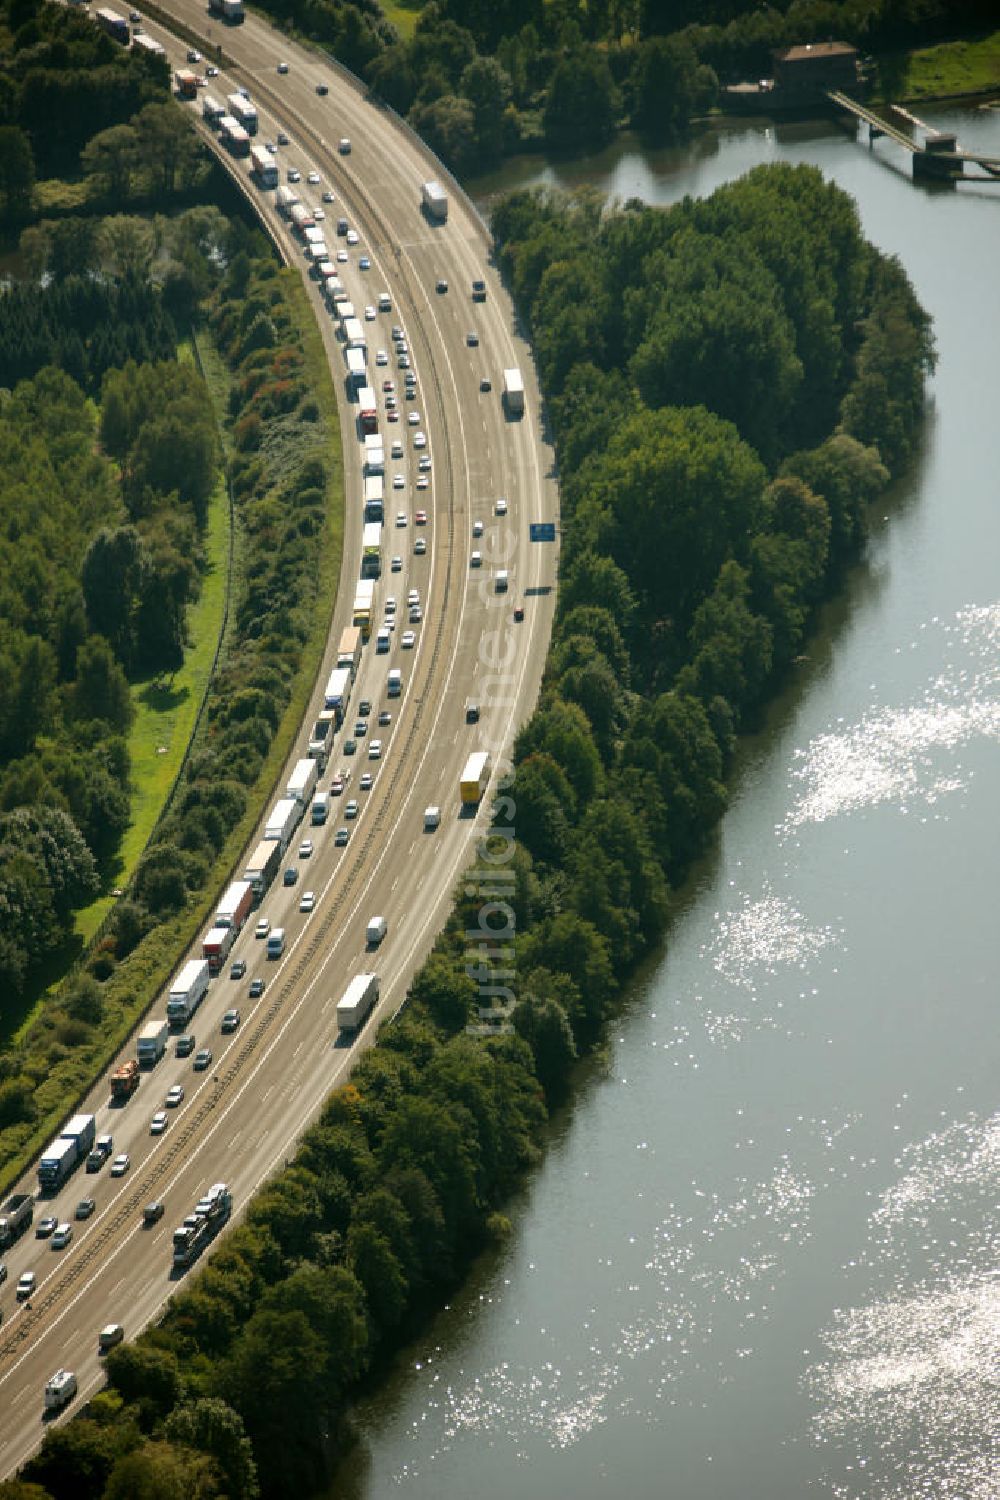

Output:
xmin=382 ymin=379 xmax=395 ymax=393
xmin=387 ymin=410 xmax=399 ymax=422
xmin=513 ymin=605 xmax=525 ymax=622
xmin=415 ymin=509 xmax=427 ymax=525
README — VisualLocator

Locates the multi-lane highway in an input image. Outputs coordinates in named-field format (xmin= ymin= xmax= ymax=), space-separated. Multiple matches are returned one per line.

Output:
xmin=0 ymin=9 xmax=556 ymax=1474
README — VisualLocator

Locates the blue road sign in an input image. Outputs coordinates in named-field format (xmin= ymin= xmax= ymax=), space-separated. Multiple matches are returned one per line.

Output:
xmin=529 ymin=522 xmax=556 ymax=542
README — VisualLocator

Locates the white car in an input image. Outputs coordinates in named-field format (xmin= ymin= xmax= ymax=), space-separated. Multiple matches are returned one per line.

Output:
xmin=471 ymin=550 xmax=482 ymax=567
xmin=360 ymin=773 xmax=374 ymax=790
xmin=409 ymin=605 xmax=422 ymax=622
xmin=473 ymin=520 xmax=484 ymax=537
xmin=391 ymin=440 xmax=403 ymax=459
xmin=407 ymin=589 xmax=419 ymax=605
xmin=299 ymin=891 xmax=315 ymax=913
xmin=323 ymin=189 xmax=335 ymax=203
xmin=338 ymin=137 xmax=351 ymax=154
xmin=277 ymin=60 xmax=289 ymax=73
xmin=359 ymin=256 xmax=371 ymax=270
xmin=165 ymin=1084 xmax=184 ymax=1107
xmin=496 ymin=497 xmax=508 ymax=515
xmin=364 ymin=305 xmax=377 ymax=321
xmin=413 ymin=431 xmax=427 ymax=449
xmin=344 ymin=799 xmax=359 ymax=819
xmin=396 ymin=512 xmax=407 ymax=527
xmin=416 ymin=476 xmax=429 ymax=491
xmin=308 ymin=170 xmax=320 ymax=184
xmin=368 ymin=740 xmax=383 ymax=759
xmin=392 ymin=474 xmax=404 ymax=490
xmin=418 ymin=456 xmax=432 ymax=472
xmin=287 ymin=168 xmax=301 ymax=183
xmin=408 ymin=411 xmax=420 ymax=426
xmin=346 ymin=229 xmax=359 ymax=246
xmin=313 ymin=206 xmax=325 ymax=220
xmin=402 ymin=630 xmax=416 ymax=649
xmin=299 ymin=838 xmax=313 ymax=857
xmin=337 ymin=249 xmax=348 ymax=263
xmin=391 ymin=555 xmax=402 ymax=571
xmin=376 ymin=350 xmax=388 ymax=366
xmin=51 ymin=1222 xmax=73 ymax=1249
xmin=255 ymin=918 xmax=270 ymax=939
xmin=150 ymin=1111 xmax=167 ymax=1135
xmin=110 ymin=1154 xmax=130 ymax=1177
xmin=17 ymin=1270 xmax=36 ymax=1300
xmin=414 ymin=537 xmax=427 ymax=555
xmin=385 ymin=597 xmax=397 ymax=615
xmin=187 ymin=48 xmax=202 ymax=63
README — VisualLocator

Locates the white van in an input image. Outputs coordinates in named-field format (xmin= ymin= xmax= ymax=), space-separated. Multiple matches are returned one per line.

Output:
xmin=311 ymin=792 xmax=329 ymax=825
xmin=376 ymin=626 xmax=391 ymax=654
xmin=266 ymin=928 xmax=286 ymax=959
xmin=44 ymin=1370 xmax=77 ymax=1411
xmin=424 ymin=806 xmax=441 ymax=831
xmin=387 ymin=668 xmax=402 ymax=697
xmin=366 ymin=915 xmax=387 ymax=946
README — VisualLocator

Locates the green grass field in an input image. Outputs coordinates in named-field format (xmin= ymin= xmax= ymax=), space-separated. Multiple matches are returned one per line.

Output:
xmin=886 ymin=31 xmax=1000 ymax=101
xmin=378 ymin=0 xmax=422 ymax=41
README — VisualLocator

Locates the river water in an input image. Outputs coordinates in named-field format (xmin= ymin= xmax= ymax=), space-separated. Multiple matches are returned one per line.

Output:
xmin=334 ymin=110 xmax=1000 ymax=1500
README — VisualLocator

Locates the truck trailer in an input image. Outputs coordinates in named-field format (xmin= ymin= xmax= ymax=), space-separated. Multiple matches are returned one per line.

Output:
xmin=502 ymin=368 xmax=525 ymax=416
xmin=363 ymin=433 xmax=384 ymax=475
xmin=363 ymin=473 xmax=384 ymax=522
xmin=264 ymin=796 xmax=302 ymax=850
xmin=337 ymin=626 xmax=363 ymax=678
xmin=336 ymin=973 xmax=380 ymax=1033
xmin=0 ymin=1192 xmax=34 ymax=1248
xmin=345 ymin=346 xmax=367 ymax=397
xmin=214 ymin=880 xmax=254 ymax=932
xmin=460 ymin=751 xmax=492 ymax=805
xmin=421 ymin=180 xmax=448 ymax=223
xmin=137 ymin=1019 xmax=169 ymax=1067
xmin=167 ymin=959 xmax=211 ymax=1025
xmin=323 ymin=666 xmax=352 ymax=721
xmin=250 ymin=143 xmax=278 ymax=188
xmin=286 ymin=757 xmax=320 ymax=806
xmin=244 ymin=838 xmax=282 ymax=899
xmin=38 ymin=1114 xmax=96 ymax=1193
xmin=94 ymin=7 xmax=129 ymax=43
xmin=307 ymin=709 xmax=337 ymax=765
xmin=361 ymin=521 xmax=383 ymax=579
xmin=219 ymin=116 xmax=250 ymax=157
xmin=226 ymin=93 xmax=257 ymax=136
xmin=352 ymin=579 xmax=376 ymax=639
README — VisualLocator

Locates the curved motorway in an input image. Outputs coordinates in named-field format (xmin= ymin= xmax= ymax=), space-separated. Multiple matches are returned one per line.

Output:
xmin=0 ymin=10 xmax=556 ymax=1474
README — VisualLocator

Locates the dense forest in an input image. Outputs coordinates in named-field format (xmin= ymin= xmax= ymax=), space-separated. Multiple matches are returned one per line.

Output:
xmin=0 ymin=294 xmax=219 ymax=1012
xmin=4 ymin=164 xmax=934 ymax=1500
xmin=0 ymin=216 xmax=339 ymax=1174
xmin=245 ymin=0 xmax=999 ymax=170
xmin=0 ymin=0 xmax=182 ymax=216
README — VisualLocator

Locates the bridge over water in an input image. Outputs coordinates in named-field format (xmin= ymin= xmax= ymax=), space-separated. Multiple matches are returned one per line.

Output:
xmin=828 ymin=91 xmax=1000 ymax=181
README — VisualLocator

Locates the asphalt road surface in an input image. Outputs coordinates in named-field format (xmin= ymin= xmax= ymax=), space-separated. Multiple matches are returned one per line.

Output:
xmin=0 ymin=8 xmax=557 ymax=1474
